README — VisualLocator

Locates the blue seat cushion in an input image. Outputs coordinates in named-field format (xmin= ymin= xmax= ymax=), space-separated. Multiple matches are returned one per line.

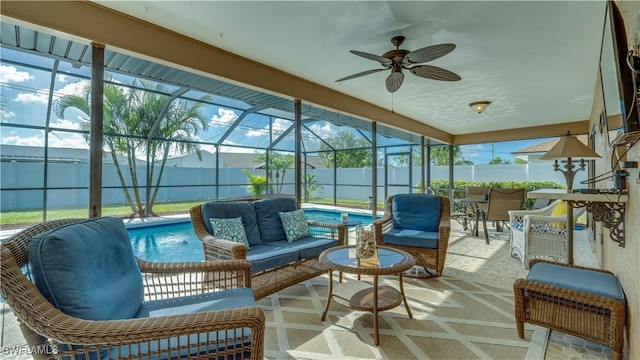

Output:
xmin=201 ymin=201 xmax=262 ymax=246
xmin=512 ymin=222 xmax=524 ymax=231
xmin=264 ymin=237 xmax=339 ymax=260
xmin=28 ymin=217 xmax=144 ymax=321
xmin=382 ymin=228 xmax=439 ymax=249
xmin=245 ymin=244 xmax=299 ymax=273
xmin=392 ymin=194 xmax=441 ymax=232
xmin=104 ymin=288 xmax=254 ymax=359
xmin=253 ymin=197 xmax=297 ymax=243
xmin=527 ymin=262 xmax=625 ymax=305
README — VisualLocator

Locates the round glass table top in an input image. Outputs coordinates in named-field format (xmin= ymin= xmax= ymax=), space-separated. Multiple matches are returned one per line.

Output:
xmin=319 ymin=245 xmax=414 ymax=275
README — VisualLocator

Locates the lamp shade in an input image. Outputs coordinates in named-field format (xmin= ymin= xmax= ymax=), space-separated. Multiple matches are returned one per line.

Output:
xmin=539 ymin=133 xmax=601 ymax=160
xmin=469 ymin=101 xmax=491 ymax=113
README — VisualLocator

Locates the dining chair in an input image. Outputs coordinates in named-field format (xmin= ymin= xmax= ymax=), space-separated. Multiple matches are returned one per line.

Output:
xmin=480 ymin=188 xmax=525 ymax=244
xmin=463 ymin=186 xmax=490 ymax=236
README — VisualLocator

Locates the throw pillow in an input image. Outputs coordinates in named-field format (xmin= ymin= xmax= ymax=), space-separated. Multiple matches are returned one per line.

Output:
xmin=279 ymin=209 xmax=311 ymax=242
xmin=551 ymin=201 xmax=568 ymax=217
xmin=209 ymin=217 xmax=250 ymax=249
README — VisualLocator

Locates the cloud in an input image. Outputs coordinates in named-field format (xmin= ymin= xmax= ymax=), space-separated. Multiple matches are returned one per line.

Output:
xmin=306 ymin=122 xmax=336 ymax=137
xmin=210 ymin=108 xmax=238 ymax=125
xmin=245 ymin=117 xmax=292 ymax=137
xmin=57 ymin=74 xmax=68 ymax=83
xmin=50 ymin=119 xmax=82 ymax=130
xmin=56 ymin=81 xmax=86 ymax=97
xmin=2 ymin=131 xmax=88 ymax=149
xmin=14 ymin=92 xmax=48 ymax=105
xmin=0 ymin=65 xmax=33 ymax=82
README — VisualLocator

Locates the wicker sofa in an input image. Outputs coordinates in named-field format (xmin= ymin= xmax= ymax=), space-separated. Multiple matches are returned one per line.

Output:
xmin=0 ymin=217 xmax=265 ymax=360
xmin=190 ymin=197 xmax=346 ymax=300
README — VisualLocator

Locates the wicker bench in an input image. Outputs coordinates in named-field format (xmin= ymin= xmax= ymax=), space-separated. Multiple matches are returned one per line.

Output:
xmin=191 ymin=197 xmax=346 ymax=300
xmin=513 ymin=260 xmax=626 ymax=360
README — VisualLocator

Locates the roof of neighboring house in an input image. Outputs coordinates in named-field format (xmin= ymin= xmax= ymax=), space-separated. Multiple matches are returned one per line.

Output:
xmin=0 ymin=145 xmax=133 ymax=164
xmin=511 ymin=132 xmax=618 ymax=155
xmin=218 ymin=152 xmax=323 ymax=169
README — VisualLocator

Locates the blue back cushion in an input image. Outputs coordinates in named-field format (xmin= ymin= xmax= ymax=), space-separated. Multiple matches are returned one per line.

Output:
xmin=201 ymin=201 xmax=261 ymax=246
xmin=253 ymin=197 xmax=297 ymax=243
xmin=392 ymin=194 xmax=441 ymax=232
xmin=28 ymin=217 xmax=144 ymax=320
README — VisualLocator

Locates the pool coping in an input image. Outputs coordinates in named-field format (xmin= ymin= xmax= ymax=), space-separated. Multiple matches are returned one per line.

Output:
xmin=0 ymin=204 xmax=376 ymax=238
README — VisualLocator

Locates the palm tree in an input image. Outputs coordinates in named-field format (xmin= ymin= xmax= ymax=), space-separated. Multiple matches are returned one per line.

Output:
xmin=55 ymin=78 xmax=209 ymax=216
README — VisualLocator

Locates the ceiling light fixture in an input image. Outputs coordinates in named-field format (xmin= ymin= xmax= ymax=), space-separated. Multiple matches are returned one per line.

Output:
xmin=469 ymin=101 xmax=491 ymax=113
xmin=539 ymin=131 xmax=601 ymax=192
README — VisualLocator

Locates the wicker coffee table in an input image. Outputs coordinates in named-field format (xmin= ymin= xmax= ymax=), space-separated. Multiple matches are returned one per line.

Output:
xmin=319 ymin=245 xmax=415 ymax=345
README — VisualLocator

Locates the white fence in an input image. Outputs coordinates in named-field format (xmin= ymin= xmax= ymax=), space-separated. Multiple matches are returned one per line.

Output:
xmin=1 ymin=162 xmax=586 ymax=210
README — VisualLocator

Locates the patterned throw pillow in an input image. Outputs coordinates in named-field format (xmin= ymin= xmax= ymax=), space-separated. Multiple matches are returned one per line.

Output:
xmin=279 ymin=209 xmax=311 ymax=242
xmin=209 ymin=217 xmax=250 ymax=249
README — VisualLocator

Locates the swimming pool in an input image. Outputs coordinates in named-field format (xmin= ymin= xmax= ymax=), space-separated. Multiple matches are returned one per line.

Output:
xmin=128 ymin=208 xmax=376 ymax=262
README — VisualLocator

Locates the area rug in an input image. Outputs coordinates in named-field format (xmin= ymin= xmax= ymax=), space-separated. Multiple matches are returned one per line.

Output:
xmin=257 ymin=273 xmax=546 ymax=360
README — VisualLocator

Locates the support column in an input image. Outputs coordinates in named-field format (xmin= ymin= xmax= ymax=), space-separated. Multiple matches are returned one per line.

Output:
xmin=89 ymin=43 xmax=105 ymax=219
xmin=295 ymin=99 xmax=302 ymax=207
xmin=371 ymin=122 xmax=378 ymax=219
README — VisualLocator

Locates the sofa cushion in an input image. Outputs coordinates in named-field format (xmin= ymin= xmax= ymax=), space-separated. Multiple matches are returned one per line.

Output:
xmin=279 ymin=209 xmax=311 ymax=242
xmin=116 ymin=288 xmax=254 ymax=359
xmin=201 ymin=201 xmax=261 ymax=246
xmin=527 ymin=262 xmax=625 ymax=304
xmin=135 ymin=288 xmax=256 ymax=318
xmin=245 ymin=244 xmax=299 ymax=274
xmin=210 ymin=217 xmax=250 ymax=249
xmin=253 ymin=197 xmax=297 ymax=243
xmin=264 ymin=237 xmax=340 ymax=260
xmin=382 ymin=228 xmax=439 ymax=249
xmin=392 ymin=194 xmax=441 ymax=232
xmin=28 ymin=217 xmax=144 ymax=321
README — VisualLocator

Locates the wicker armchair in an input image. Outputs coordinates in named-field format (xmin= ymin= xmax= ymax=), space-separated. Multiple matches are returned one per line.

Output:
xmin=373 ymin=194 xmax=451 ymax=278
xmin=509 ymin=200 xmax=586 ymax=268
xmin=0 ymin=218 xmax=265 ymax=360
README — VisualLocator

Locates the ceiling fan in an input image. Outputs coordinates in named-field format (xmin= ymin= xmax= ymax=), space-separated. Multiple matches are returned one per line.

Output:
xmin=336 ymin=36 xmax=461 ymax=93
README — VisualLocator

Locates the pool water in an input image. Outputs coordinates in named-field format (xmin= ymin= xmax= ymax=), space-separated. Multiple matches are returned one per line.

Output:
xmin=128 ymin=209 xmax=376 ymax=262
xmin=128 ymin=221 xmax=203 ymax=262
xmin=303 ymin=209 xmax=376 ymax=225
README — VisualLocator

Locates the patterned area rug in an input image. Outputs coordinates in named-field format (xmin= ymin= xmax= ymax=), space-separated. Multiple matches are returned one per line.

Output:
xmin=258 ymin=273 xmax=545 ymax=360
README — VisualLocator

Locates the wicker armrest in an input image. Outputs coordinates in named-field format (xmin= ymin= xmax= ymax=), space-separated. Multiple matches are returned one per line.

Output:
xmin=200 ymin=234 xmax=248 ymax=260
xmin=137 ymin=259 xmax=252 ymax=298
xmin=524 ymin=214 xmax=568 ymax=229
xmin=44 ymin=305 xmax=264 ymax=345
xmin=307 ymin=220 xmax=347 ymax=245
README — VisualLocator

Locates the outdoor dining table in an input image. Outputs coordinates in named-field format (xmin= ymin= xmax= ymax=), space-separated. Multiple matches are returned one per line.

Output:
xmin=455 ymin=197 xmax=488 ymax=237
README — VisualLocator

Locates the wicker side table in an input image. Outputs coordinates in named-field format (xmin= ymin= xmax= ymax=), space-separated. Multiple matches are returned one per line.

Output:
xmin=319 ymin=245 xmax=415 ymax=345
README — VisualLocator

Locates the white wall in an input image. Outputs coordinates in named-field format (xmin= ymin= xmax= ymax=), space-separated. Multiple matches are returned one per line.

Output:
xmin=1 ymin=162 xmax=588 ymax=210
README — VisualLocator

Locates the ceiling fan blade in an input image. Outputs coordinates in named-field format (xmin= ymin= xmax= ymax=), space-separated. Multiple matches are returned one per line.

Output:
xmin=405 ymin=43 xmax=456 ymax=64
xmin=336 ymin=68 xmax=386 ymax=82
xmin=409 ymin=65 xmax=461 ymax=81
xmin=386 ymin=72 xmax=404 ymax=93
xmin=350 ymin=50 xmax=393 ymax=67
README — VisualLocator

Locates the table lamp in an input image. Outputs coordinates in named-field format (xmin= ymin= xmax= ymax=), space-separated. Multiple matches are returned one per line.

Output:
xmin=539 ymin=132 xmax=601 ymax=192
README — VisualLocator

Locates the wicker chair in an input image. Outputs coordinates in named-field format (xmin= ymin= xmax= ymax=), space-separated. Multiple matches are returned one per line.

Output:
xmin=0 ymin=218 xmax=265 ymax=360
xmin=373 ymin=194 xmax=451 ymax=278
xmin=509 ymin=200 xmax=586 ymax=268
xmin=514 ymin=259 xmax=626 ymax=360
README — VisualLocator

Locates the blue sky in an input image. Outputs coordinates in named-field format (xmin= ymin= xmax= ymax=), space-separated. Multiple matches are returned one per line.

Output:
xmin=1 ymin=48 xmax=549 ymax=164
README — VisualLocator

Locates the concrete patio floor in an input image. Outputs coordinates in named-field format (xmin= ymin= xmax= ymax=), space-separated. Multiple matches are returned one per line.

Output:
xmin=1 ymin=212 xmax=607 ymax=359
